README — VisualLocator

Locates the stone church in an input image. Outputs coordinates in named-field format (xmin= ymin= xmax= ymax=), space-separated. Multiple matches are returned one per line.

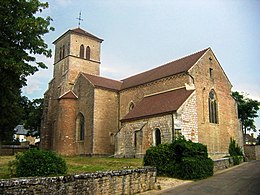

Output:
xmin=40 ymin=27 xmax=243 ymax=159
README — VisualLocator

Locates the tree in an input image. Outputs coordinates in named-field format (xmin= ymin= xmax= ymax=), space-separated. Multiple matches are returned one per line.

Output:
xmin=232 ymin=91 xmax=260 ymax=136
xmin=0 ymin=0 xmax=54 ymax=144
xmin=21 ymin=97 xmax=44 ymax=137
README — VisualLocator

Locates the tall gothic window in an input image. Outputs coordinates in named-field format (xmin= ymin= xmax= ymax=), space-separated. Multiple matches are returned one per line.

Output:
xmin=86 ymin=46 xmax=90 ymax=60
xmin=154 ymin=128 xmax=161 ymax=146
xmin=208 ymin=89 xmax=218 ymax=124
xmin=76 ymin=113 xmax=85 ymax=141
xmin=80 ymin=44 xmax=84 ymax=58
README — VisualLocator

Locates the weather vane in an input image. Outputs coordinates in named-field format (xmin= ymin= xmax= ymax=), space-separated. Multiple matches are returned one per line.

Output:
xmin=76 ymin=11 xmax=83 ymax=28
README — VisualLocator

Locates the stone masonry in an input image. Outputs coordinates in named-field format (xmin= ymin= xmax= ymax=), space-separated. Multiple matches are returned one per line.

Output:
xmin=41 ymin=27 xmax=243 ymax=158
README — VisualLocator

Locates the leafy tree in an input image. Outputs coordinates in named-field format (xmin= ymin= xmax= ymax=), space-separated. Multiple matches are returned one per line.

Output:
xmin=21 ymin=97 xmax=44 ymax=137
xmin=232 ymin=91 xmax=260 ymax=135
xmin=0 ymin=0 xmax=54 ymax=144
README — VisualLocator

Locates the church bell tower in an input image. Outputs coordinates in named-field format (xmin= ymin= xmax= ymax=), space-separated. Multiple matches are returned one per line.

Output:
xmin=52 ymin=28 xmax=103 ymax=97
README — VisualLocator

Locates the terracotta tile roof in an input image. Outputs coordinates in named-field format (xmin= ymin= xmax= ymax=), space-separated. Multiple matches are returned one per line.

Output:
xmin=71 ymin=28 xmax=103 ymax=42
xmin=59 ymin=91 xmax=78 ymax=99
xmin=121 ymin=48 xmax=209 ymax=90
xmin=82 ymin=73 xmax=122 ymax=91
xmin=122 ymin=87 xmax=194 ymax=121
xmin=53 ymin=28 xmax=103 ymax=44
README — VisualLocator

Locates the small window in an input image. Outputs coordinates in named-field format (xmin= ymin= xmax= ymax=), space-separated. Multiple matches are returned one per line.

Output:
xmin=76 ymin=113 xmax=85 ymax=141
xmin=208 ymin=89 xmax=218 ymax=124
xmin=86 ymin=46 xmax=90 ymax=60
xmin=154 ymin=128 xmax=161 ymax=146
xmin=209 ymin=68 xmax=213 ymax=79
xmin=129 ymin=102 xmax=135 ymax=111
xmin=134 ymin=131 xmax=138 ymax=148
xmin=80 ymin=44 xmax=84 ymax=58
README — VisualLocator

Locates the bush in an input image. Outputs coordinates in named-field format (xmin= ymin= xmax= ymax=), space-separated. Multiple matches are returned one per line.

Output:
xmin=9 ymin=149 xmax=67 ymax=177
xmin=232 ymin=155 xmax=244 ymax=165
xmin=143 ymin=144 xmax=174 ymax=175
xmin=143 ymin=137 xmax=214 ymax=180
xmin=173 ymin=157 xmax=213 ymax=180
xmin=229 ymin=138 xmax=243 ymax=156
xmin=171 ymin=136 xmax=208 ymax=161
xmin=228 ymin=138 xmax=243 ymax=165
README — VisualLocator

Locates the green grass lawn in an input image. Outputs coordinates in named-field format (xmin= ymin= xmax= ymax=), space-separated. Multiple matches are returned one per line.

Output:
xmin=0 ymin=156 xmax=143 ymax=179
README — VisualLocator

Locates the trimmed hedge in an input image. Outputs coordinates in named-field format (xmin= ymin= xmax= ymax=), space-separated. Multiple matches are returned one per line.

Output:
xmin=9 ymin=149 xmax=67 ymax=177
xmin=144 ymin=136 xmax=213 ymax=180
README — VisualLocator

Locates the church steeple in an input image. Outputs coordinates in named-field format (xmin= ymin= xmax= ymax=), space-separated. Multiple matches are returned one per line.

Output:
xmin=52 ymin=27 xmax=103 ymax=96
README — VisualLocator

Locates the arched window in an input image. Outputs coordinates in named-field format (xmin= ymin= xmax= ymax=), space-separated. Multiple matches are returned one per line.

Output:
xmin=129 ymin=102 xmax=135 ymax=111
xmin=154 ymin=128 xmax=161 ymax=146
xmin=80 ymin=44 xmax=84 ymax=58
xmin=208 ymin=89 xmax=218 ymax=124
xmin=86 ymin=46 xmax=90 ymax=60
xmin=76 ymin=113 xmax=85 ymax=141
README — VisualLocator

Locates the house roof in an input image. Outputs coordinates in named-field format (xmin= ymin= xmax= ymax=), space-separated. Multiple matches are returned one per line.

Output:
xmin=245 ymin=134 xmax=257 ymax=143
xmin=122 ymin=87 xmax=194 ymax=121
xmin=53 ymin=27 xmax=103 ymax=44
xmin=14 ymin=125 xmax=29 ymax=135
xmin=120 ymin=48 xmax=209 ymax=90
xmin=82 ymin=73 xmax=122 ymax=91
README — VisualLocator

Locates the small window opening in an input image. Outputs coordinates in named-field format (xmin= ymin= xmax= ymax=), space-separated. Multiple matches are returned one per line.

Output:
xmin=86 ymin=46 xmax=90 ymax=60
xmin=80 ymin=44 xmax=84 ymax=58
xmin=154 ymin=128 xmax=161 ymax=146
xmin=129 ymin=102 xmax=135 ymax=111
xmin=209 ymin=68 xmax=213 ymax=79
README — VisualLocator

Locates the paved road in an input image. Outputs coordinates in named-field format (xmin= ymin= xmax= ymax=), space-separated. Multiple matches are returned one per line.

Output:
xmin=160 ymin=160 xmax=260 ymax=195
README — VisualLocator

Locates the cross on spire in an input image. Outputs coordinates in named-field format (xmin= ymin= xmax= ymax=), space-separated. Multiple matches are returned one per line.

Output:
xmin=76 ymin=11 xmax=83 ymax=28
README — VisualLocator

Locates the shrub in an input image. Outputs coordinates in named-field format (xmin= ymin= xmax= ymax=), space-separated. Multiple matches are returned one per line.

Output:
xmin=229 ymin=138 xmax=243 ymax=156
xmin=143 ymin=144 xmax=174 ymax=175
xmin=228 ymin=138 xmax=243 ymax=165
xmin=143 ymin=137 xmax=214 ymax=180
xmin=9 ymin=149 xmax=67 ymax=177
xmin=173 ymin=157 xmax=213 ymax=180
xmin=232 ymin=155 xmax=243 ymax=165
xmin=171 ymin=136 xmax=208 ymax=161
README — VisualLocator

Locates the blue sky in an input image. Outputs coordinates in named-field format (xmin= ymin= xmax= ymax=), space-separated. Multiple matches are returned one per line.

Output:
xmin=22 ymin=0 xmax=260 ymax=134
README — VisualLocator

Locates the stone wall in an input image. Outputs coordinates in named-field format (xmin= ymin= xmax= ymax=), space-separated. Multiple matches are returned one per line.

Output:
xmin=115 ymin=115 xmax=173 ymax=158
xmin=93 ymin=88 xmax=119 ymax=155
xmin=178 ymin=92 xmax=198 ymax=142
xmin=0 ymin=146 xmax=29 ymax=156
xmin=244 ymin=145 xmax=260 ymax=160
xmin=213 ymin=157 xmax=244 ymax=172
xmin=0 ymin=167 xmax=156 ymax=195
xmin=189 ymin=49 xmax=242 ymax=158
